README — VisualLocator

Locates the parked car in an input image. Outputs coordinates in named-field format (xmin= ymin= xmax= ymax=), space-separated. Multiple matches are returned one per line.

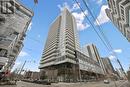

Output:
xmin=33 ymin=80 xmax=51 ymax=85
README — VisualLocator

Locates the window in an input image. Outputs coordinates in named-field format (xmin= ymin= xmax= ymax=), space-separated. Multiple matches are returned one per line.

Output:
xmin=0 ymin=15 xmax=5 ymax=24
xmin=0 ymin=49 xmax=7 ymax=57
xmin=129 ymin=10 xmax=130 ymax=26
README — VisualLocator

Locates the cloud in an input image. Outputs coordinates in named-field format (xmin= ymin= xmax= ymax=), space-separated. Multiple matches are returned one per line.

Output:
xmin=97 ymin=0 xmax=103 ymax=5
xmin=37 ymin=35 xmax=41 ymax=38
xmin=92 ymin=0 xmax=102 ymax=5
xmin=19 ymin=51 xmax=28 ymax=57
xmin=77 ymin=22 xmax=90 ymax=31
xmin=14 ymin=62 xmax=21 ymax=68
xmin=15 ymin=62 xmax=21 ymax=65
xmin=71 ymin=3 xmax=80 ymax=11
xmin=94 ymin=5 xmax=110 ymax=25
xmin=58 ymin=2 xmax=90 ymax=31
xmin=109 ymin=55 xmax=116 ymax=60
xmin=113 ymin=49 xmax=122 ymax=53
xmin=27 ymin=22 xmax=32 ymax=31
xmin=58 ymin=2 xmax=80 ymax=12
xmin=72 ymin=10 xmax=90 ymax=31
xmin=57 ymin=2 xmax=71 ymax=11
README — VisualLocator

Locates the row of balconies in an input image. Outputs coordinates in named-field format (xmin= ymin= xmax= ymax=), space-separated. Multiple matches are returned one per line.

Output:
xmin=0 ymin=57 xmax=8 ymax=66
xmin=66 ymin=28 xmax=74 ymax=36
xmin=55 ymin=56 xmax=76 ymax=65
xmin=0 ymin=0 xmax=33 ymax=71
xmin=39 ymin=61 xmax=55 ymax=68
xmin=65 ymin=48 xmax=75 ymax=55
xmin=41 ymin=55 xmax=56 ymax=63
xmin=108 ymin=0 xmax=130 ymax=25
xmin=44 ymin=45 xmax=58 ymax=54
xmin=106 ymin=0 xmax=130 ymax=41
xmin=43 ymin=48 xmax=57 ymax=58
xmin=44 ymin=40 xmax=58 ymax=51
xmin=40 ymin=57 xmax=56 ymax=64
xmin=66 ymin=52 xmax=75 ymax=58
xmin=42 ymin=52 xmax=57 ymax=61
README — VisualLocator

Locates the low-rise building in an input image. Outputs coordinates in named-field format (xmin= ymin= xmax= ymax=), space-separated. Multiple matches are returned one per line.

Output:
xmin=24 ymin=71 xmax=40 ymax=80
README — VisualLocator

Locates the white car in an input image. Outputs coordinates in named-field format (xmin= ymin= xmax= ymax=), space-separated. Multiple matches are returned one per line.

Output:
xmin=104 ymin=80 xmax=110 ymax=84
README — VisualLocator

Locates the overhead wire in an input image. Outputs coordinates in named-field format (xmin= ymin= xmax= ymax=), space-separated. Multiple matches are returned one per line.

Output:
xmin=73 ymin=0 xmax=111 ymax=53
xmin=82 ymin=0 xmax=126 ymax=76
xmin=72 ymin=0 xmax=126 ymax=77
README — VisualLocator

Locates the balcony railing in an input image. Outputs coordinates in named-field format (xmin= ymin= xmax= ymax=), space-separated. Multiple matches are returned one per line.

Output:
xmin=0 ymin=57 xmax=8 ymax=65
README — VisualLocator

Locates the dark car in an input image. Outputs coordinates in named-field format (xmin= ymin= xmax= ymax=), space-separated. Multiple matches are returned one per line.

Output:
xmin=33 ymin=80 xmax=51 ymax=85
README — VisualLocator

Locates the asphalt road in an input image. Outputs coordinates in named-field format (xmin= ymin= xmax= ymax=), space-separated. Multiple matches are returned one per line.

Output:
xmin=0 ymin=80 xmax=129 ymax=87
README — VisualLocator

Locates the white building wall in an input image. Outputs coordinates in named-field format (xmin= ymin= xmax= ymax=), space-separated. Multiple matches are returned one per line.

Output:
xmin=59 ymin=9 xmax=67 ymax=56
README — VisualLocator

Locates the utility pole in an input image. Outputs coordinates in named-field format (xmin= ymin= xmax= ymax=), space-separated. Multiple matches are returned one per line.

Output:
xmin=116 ymin=59 xmax=127 ymax=79
xmin=17 ymin=61 xmax=26 ymax=80
xmin=18 ymin=61 xmax=26 ymax=75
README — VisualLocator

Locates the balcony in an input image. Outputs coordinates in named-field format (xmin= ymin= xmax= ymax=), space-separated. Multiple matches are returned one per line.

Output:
xmin=13 ymin=46 xmax=19 ymax=53
xmin=18 ymin=40 xmax=23 ymax=44
xmin=0 ymin=57 xmax=8 ymax=66
xmin=0 ymin=40 xmax=12 ymax=49
xmin=16 ymin=42 xmax=23 ymax=49
xmin=0 ymin=16 xmax=5 ymax=25
xmin=39 ymin=61 xmax=55 ymax=68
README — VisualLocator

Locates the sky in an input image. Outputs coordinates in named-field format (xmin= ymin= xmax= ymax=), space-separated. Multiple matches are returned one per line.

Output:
xmin=12 ymin=0 xmax=130 ymax=72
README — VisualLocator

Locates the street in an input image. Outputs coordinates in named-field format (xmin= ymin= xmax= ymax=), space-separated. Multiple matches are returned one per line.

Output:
xmin=0 ymin=80 xmax=129 ymax=87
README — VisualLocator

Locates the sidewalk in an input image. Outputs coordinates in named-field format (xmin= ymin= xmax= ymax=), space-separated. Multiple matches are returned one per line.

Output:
xmin=119 ymin=81 xmax=130 ymax=87
xmin=0 ymin=81 xmax=16 ymax=85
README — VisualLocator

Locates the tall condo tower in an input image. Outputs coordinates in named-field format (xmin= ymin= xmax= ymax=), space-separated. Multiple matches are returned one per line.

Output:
xmin=39 ymin=8 xmax=80 ymax=82
xmin=39 ymin=8 xmax=104 ymax=82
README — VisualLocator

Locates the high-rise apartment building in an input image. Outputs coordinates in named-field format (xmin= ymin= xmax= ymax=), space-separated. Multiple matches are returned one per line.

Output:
xmin=82 ymin=44 xmax=106 ymax=75
xmin=116 ymin=68 xmax=126 ymax=79
xmin=39 ymin=8 xmax=104 ymax=82
xmin=82 ymin=44 xmax=100 ymax=62
xmin=0 ymin=0 xmax=33 ymax=71
xmin=101 ymin=57 xmax=115 ymax=75
xmin=106 ymin=0 xmax=130 ymax=41
xmin=39 ymin=8 xmax=80 ymax=82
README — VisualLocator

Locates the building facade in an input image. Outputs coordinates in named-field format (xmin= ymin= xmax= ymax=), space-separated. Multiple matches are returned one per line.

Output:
xmin=82 ymin=44 xmax=100 ymax=62
xmin=116 ymin=68 xmax=126 ymax=79
xmin=24 ymin=71 xmax=40 ymax=80
xmin=101 ymin=57 xmax=115 ymax=75
xmin=82 ymin=44 xmax=106 ymax=75
xmin=106 ymin=0 xmax=130 ymax=41
xmin=39 ymin=8 xmax=104 ymax=82
xmin=0 ymin=0 xmax=33 ymax=72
